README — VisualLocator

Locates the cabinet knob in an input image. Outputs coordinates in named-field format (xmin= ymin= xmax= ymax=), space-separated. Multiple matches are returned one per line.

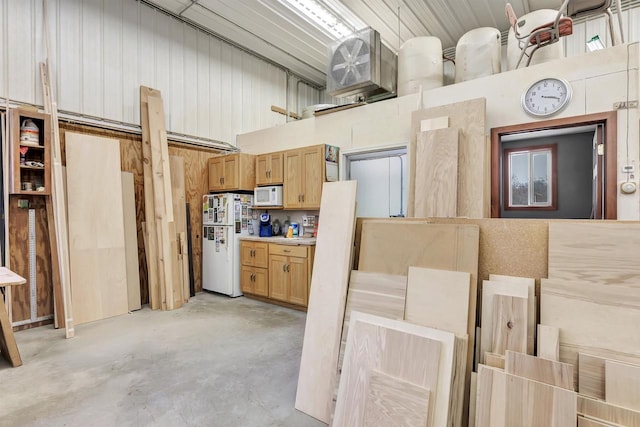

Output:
xmin=219 ymin=177 xmax=223 ymax=184
xmin=286 ymin=264 xmax=290 ymax=272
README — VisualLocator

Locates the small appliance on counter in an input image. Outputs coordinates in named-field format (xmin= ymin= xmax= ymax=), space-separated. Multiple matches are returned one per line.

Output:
xmin=259 ymin=212 xmax=272 ymax=237
xmin=302 ymin=215 xmax=317 ymax=237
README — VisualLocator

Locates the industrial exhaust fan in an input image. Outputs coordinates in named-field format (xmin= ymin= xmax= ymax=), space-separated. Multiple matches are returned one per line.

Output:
xmin=327 ymin=27 xmax=397 ymax=99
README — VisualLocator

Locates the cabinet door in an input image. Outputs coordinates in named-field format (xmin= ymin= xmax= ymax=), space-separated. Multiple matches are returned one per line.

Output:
xmin=302 ymin=145 xmax=324 ymax=209
xmin=208 ymin=157 xmax=224 ymax=191
xmin=269 ymin=152 xmax=284 ymax=184
xmin=287 ymin=256 xmax=308 ymax=306
xmin=223 ymin=155 xmax=238 ymax=189
xmin=284 ymin=149 xmax=303 ymax=208
xmin=256 ymin=155 xmax=269 ymax=186
xmin=253 ymin=242 xmax=269 ymax=268
xmin=253 ymin=268 xmax=269 ymax=297
xmin=240 ymin=242 xmax=254 ymax=266
xmin=269 ymin=254 xmax=288 ymax=302
xmin=240 ymin=266 xmax=254 ymax=294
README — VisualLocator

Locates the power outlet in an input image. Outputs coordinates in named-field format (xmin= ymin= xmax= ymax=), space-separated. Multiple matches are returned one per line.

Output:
xmin=622 ymin=165 xmax=636 ymax=173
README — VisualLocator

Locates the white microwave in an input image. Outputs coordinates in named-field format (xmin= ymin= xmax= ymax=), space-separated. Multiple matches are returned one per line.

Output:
xmin=254 ymin=185 xmax=283 ymax=207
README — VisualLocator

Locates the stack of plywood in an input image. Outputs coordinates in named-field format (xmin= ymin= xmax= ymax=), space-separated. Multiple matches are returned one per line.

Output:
xmin=139 ymin=86 xmax=185 ymax=311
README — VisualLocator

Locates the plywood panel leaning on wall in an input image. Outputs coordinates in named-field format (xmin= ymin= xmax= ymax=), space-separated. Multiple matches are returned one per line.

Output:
xmin=169 ymin=155 xmax=190 ymax=304
xmin=504 ymin=350 xmax=574 ymax=390
xmin=295 ymin=180 xmax=357 ymax=424
xmin=65 ymin=132 xmax=128 ymax=324
xmin=488 ymin=274 xmax=535 ymax=354
xmin=605 ymin=359 xmax=640 ymax=411
xmin=409 ymin=98 xmax=487 ymax=218
xmin=414 ymin=128 xmax=459 ymax=218
xmin=121 ymin=172 xmax=141 ymax=312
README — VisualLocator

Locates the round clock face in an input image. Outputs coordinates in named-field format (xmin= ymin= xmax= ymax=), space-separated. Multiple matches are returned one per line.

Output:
xmin=522 ymin=78 xmax=572 ymax=117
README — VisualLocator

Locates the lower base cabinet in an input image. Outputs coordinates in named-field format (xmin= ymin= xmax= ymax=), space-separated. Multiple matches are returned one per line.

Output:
xmin=240 ymin=266 xmax=268 ymax=297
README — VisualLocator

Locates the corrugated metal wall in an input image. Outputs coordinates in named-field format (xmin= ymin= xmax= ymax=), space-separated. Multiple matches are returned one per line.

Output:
xmin=0 ymin=0 xmax=324 ymax=145
xmin=0 ymin=0 xmax=638 ymax=145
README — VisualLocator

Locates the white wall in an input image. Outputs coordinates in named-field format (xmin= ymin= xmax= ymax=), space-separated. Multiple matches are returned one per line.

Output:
xmin=237 ymin=43 xmax=640 ymax=219
xmin=0 ymin=0 xmax=324 ymax=145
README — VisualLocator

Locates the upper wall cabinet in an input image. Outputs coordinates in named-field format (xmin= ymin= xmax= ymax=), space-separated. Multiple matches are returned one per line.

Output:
xmin=283 ymin=145 xmax=325 ymax=209
xmin=10 ymin=108 xmax=51 ymax=196
xmin=256 ymin=152 xmax=284 ymax=186
xmin=208 ymin=153 xmax=255 ymax=192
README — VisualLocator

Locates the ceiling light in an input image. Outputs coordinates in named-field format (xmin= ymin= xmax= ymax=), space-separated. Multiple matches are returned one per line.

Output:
xmin=279 ymin=0 xmax=362 ymax=39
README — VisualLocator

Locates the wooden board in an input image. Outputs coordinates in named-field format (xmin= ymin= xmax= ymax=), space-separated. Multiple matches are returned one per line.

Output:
xmin=480 ymin=280 xmax=529 ymax=363
xmin=504 ymin=350 xmax=574 ymax=390
xmin=605 ymin=359 xmax=640 ymax=411
xmin=169 ymin=155 xmax=189 ymax=304
xmin=491 ymin=295 xmax=527 ymax=356
xmin=358 ymin=219 xmax=478 ymax=427
xmin=334 ymin=311 xmax=455 ymax=427
xmin=65 ymin=132 xmax=128 ymax=325
xmin=578 ymin=395 xmax=640 ymax=427
xmin=295 ymin=180 xmax=357 ymax=424
xmin=414 ymin=128 xmax=459 ymax=218
xmin=548 ymin=222 xmax=640 ymax=285
xmin=540 ymin=279 xmax=640 ymax=371
xmin=121 ymin=172 xmax=141 ymax=312
xmin=469 ymin=372 xmax=477 ymax=427
xmin=476 ymin=364 xmax=577 ymax=427
xmin=405 ymin=266 xmax=471 ymax=336
xmin=579 ymin=353 xmax=607 ymax=399
xmin=409 ymin=98 xmax=487 ymax=218
xmin=489 ymin=274 xmax=535 ymax=354
xmin=485 ymin=352 xmax=505 ymax=369
xmin=0 ymin=295 xmax=22 ymax=366
xmin=363 ymin=370 xmax=430 ymax=427
xmin=578 ymin=417 xmax=615 ymax=426
xmin=538 ymin=324 xmax=560 ymax=361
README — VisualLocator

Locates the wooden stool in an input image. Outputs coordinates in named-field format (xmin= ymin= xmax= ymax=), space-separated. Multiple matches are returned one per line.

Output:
xmin=0 ymin=267 xmax=26 ymax=367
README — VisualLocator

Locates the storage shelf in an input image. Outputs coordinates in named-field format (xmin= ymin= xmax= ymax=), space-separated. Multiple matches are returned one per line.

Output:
xmin=20 ymin=165 xmax=45 ymax=170
xmin=19 ymin=143 xmax=44 ymax=149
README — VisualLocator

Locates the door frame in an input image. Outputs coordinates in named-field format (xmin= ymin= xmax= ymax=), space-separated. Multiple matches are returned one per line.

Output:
xmin=490 ymin=111 xmax=617 ymax=219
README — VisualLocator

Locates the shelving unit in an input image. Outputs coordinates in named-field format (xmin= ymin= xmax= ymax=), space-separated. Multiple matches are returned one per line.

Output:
xmin=9 ymin=108 xmax=51 ymax=196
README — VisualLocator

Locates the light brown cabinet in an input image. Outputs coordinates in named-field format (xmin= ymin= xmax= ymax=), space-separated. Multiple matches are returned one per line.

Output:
xmin=9 ymin=108 xmax=51 ymax=196
xmin=240 ymin=241 xmax=269 ymax=297
xmin=208 ymin=153 xmax=255 ymax=192
xmin=283 ymin=145 xmax=325 ymax=209
xmin=256 ymin=152 xmax=283 ymax=186
xmin=268 ymin=243 xmax=314 ymax=307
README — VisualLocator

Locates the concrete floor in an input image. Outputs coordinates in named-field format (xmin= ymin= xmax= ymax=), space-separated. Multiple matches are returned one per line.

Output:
xmin=0 ymin=293 xmax=327 ymax=427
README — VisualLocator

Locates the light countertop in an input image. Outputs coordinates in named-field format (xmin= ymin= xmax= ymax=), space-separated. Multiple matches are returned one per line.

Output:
xmin=239 ymin=235 xmax=316 ymax=246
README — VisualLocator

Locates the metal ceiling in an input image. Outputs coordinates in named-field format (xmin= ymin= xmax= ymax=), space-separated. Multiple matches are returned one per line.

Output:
xmin=141 ymin=0 xmax=634 ymax=87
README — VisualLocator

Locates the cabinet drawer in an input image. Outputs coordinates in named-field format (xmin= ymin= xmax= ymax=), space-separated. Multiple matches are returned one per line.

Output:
xmin=269 ymin=244 xmax=308 ymax=258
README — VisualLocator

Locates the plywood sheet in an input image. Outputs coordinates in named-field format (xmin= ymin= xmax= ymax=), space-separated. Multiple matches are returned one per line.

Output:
xmin=489 ymin=274 xmax=535 ymax=354
xmin=504 ymin=350 xmax=574 ymax=390
xmin=491 ymin=295 xmax=527 ymax=356
xmin=409 ymin=98 xmax=487 ymax=218
xmin=548 ymin=222 xmax=640 ymax=285
xmin=538 ymin=325 xmax=560 ymax=361
xmin=295 ymin=181 xmax=357 ymax=424
xmin=405 ymin=266 xmax=471 ymax=336
xmin=469 ymin=372 xmax=478 ymax=427
xmin=540 ymin=279 xmax=640 ymax=366
xmin=363 ymin=370 xmax=430 ymax=427
xmin=66 ymin=132 xmax=128 ymax=325
xmin=480 ymin=280 xmax=529 ymax=363
xmin=485 ymin=352 xmax=505 ymax=369
xmin=121 ymin=172 xmax=141 ymax=312
xmin=334 ymin=311 xmax=454 ymax=427
xmin=605 ymin=359 xmax=640 ymax=411
xmin=414 ymin=128 xmax=459 ymax=218
xmin=578 ymin=395 xmax=640 ymax=427
xmin=476 ymin=365 xmax=577 ymax=427
xmin=578 ymin=417 xmax=615 ymax=427
xmin=420 ymin=116 xmax=449 ymax=132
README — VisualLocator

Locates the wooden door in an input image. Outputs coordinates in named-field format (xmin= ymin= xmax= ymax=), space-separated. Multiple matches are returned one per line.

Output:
xmin=253 ymin=268 xmax=269 ymax=297
xmin=223 ymin=155 xmax=238 ymax=189
xmin=240 ymin=242 xmax=254 ymax=266
xmin=240 ymin=266 xmax=254 ymax=294
xmin=287 ymin=256 xmax=308 ymax=306
xmin=270 ymin=152 xmax=284 ymax=184
xmin=302 ymin=145 xmax=324 ymax=208
xmin=208 ymin=157 xmax=224 ymax=191
xmin=253 ymin=242 xmax=269 ymax=268
xmin=256 ymin=154 xmax=269 ymax=186
xmin=284 ymin=149 xmax=303 ymax=208
xmin=269 ymin=254 xmax=288 ymax=302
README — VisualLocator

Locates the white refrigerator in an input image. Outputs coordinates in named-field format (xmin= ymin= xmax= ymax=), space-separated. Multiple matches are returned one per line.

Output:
xmin=202 ymin=193 xmax=254 ymax=297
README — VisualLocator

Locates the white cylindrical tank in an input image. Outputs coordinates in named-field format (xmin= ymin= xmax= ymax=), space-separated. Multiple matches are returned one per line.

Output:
xmin=397 ymin=36 xmax=443 ymax=97
xmin=506 ymin=9 xmax=565 ymax=70
xmin=455 ymin=27 xmax=502 ymax=83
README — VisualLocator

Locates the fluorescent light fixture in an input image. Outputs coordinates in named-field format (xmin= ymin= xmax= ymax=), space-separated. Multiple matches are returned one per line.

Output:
xmin=586 ymin=35 xmax=605 ymax=51
xmin=279 ymin=0 xmax=363 ymax=39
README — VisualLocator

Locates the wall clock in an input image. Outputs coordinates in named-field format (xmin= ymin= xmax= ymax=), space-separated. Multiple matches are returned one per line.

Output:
xmin=521 ymin=77 xmax=572 ymax=117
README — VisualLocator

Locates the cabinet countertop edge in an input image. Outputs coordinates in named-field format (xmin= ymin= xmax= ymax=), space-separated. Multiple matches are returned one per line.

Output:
xmin=239 ymin=236 xmax=316 ymax=246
